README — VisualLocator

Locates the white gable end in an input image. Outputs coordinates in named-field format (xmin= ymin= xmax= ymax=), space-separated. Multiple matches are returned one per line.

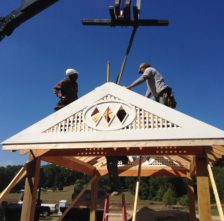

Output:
xmin=2 ymin=82 xmax=224 ymax=148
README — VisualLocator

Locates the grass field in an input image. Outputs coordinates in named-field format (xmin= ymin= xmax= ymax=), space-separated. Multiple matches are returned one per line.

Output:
xmin=4 ymin=185 xmax=223 ymax=221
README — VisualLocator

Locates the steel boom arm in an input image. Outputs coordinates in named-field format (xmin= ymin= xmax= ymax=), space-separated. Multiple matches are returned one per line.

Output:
xmin=0 ymin=0 xmax=58 ymax=41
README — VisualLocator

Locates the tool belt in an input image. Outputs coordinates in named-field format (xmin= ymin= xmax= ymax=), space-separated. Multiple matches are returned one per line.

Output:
xmin=158 ymin=87 xmax=177 ymax=109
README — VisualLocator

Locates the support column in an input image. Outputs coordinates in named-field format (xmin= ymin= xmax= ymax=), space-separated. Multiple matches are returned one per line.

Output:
xmin=196 ymin=156 xmax=211 ymax=221
xmin=20 ymin=155 xmax=41 ymax=221
xmin=186 ymin=175 xmax=196 ymax=221
xmin=90 ymin=176 xmax=99 ymax=221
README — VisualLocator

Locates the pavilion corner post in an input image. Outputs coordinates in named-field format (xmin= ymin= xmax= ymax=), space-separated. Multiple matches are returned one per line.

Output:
xmin=20 ymin=154 xmax=41 ymax=221
xmin=195 ymin=156 xmax=212 ymax=221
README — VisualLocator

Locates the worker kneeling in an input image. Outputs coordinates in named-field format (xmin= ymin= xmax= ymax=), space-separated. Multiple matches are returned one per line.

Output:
xmin=53 ymin=68 xmax=79 ymax=111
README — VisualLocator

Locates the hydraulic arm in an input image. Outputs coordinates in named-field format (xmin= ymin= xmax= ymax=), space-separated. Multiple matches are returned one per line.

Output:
xmin=0 ymin=0 xmax=58 ymax=41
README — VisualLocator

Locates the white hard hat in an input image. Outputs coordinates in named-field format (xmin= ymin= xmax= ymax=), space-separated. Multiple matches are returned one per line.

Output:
xmin=65 ymin=68 xmax=79 ymax=76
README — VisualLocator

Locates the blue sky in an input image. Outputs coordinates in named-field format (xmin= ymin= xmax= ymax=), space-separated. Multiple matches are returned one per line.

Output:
xmin=0 ymin=0 xmax=224 ymax=166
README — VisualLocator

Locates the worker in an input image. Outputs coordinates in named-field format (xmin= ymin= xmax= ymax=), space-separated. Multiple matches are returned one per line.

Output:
xmin=106 ymin=156 xmax=128 ymax=196
xmin=126 ymin=63 xmax=176 ymax=108
xmin=53 ymin=68 xmax=79 ymax=111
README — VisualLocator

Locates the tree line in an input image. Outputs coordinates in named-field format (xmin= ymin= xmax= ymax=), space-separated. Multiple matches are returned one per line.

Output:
xmin=1 ymin=160 xmax=224 ymax=205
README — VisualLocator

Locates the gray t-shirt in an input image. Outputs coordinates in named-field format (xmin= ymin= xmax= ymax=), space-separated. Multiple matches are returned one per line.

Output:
xmin=130 ymin=67 xmax=168 ymax=98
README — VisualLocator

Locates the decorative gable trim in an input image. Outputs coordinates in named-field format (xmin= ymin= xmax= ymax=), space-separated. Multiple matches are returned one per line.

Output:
xmin=44 ymin=94 xmax=179 ymax=133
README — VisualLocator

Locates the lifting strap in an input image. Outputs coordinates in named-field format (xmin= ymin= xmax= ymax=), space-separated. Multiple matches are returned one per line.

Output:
xmin=102 ymin=193 xmax=127 ymax=221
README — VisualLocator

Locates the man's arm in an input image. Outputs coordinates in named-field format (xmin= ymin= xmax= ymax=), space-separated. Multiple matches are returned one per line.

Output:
xmin=145 ymin=89 xmax=152 ymax=98
xmin=126 ymin=75 xmax=145 ymax=90
xmin=53 ymin=81 xmax=62 ymax=97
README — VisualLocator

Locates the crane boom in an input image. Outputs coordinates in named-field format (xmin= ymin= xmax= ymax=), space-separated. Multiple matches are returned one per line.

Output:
xmin=0 ymin=0 xmax=58 ymax=41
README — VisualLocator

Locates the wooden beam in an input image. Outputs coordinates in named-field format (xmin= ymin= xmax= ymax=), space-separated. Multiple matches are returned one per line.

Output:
xmin=207 ymin=164 xmax=224 ymax=221
xmin=90 ymin=177 xmax=99 ymax=221
xmin=196 ymin=156 xmax=211 ymax=221
xmin=20 ymin=156 xmax=41 ymax=221
xmin=4 ymin=139 xmax=224 ymax=151
xmin=0 ymin=166 xmax=26 ymax=203
xmin=41 ymin=145 xmax=205 ymax=157
xmin=97 ymin=166 xmax=188 ymax=177
xmin=186 ymin=175 xmax=196 ymax=221
xmin=212 ymin=145 xmax=224 ymax=155
xmin=41 ymin=156 xmax=97 ymax=176
xmin=189 ymin=156 xmax=196 ymax=177
xmin=206 ymin=151 xmax=221 ymax=165
xmin=19 ymin=149 xmax=50 ymax=157
xmin=59 ymin=175 xmax=98 ymax=221
xmin=166 ymin=155 xmax=190 ymax=169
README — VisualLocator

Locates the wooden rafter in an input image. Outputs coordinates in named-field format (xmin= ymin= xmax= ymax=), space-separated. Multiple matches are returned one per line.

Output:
xmin=212 ymin=145 xmax=224 ymax=156
xmin=41 ymin=156 xmax=98 ymax=176
xmin=166 ymin=155 xmax=190 ymax=169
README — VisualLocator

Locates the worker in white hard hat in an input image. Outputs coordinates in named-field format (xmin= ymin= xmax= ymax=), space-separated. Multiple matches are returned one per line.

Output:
xmin=53 ymin=68 xmax=79 ymax=111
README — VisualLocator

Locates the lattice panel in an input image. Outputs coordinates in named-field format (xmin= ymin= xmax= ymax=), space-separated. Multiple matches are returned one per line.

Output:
xmin=44 ymin=110 xmax=93 ymax=133
xmin=44 ymin=95 xmax=180 ymax=133
xmin=123 ymin=107 xmax=179 ymax=130
xmin=146 ymin=156 xmax=184 ymax=168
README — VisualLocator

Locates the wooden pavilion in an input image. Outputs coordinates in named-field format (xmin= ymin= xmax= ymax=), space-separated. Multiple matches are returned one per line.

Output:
xmin=1 ymin=82 xmax=224 ymax=221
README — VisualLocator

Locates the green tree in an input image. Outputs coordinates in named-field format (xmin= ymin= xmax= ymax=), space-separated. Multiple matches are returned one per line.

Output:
xmin=178 ymin=195 xmax=189 ymax=206
xmin=153 ymin=186 xmax=165 ymax=201
xmin=162 ymin=185 xmax=177 ymax=206
xmin=139 ymin=182 xmax=149 ymax=200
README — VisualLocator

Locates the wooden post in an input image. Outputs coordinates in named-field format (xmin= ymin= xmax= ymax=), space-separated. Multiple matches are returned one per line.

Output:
xmin=207 ymin=163 xmax=224 ymax=221
xmin=132 ymin=156 xmax=142 ymax=221
xmin=20 ymin=155 xmax=41 ymax=221
xmin=107 ymin=61 xmax=110 ymax=82
xmin=90 ymin=176 xmax=99 ymax=221
xmin=195 ymin=156 xmax=211 ymax=221
xmin=186 ymin=175 xmax=196 ymax=221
